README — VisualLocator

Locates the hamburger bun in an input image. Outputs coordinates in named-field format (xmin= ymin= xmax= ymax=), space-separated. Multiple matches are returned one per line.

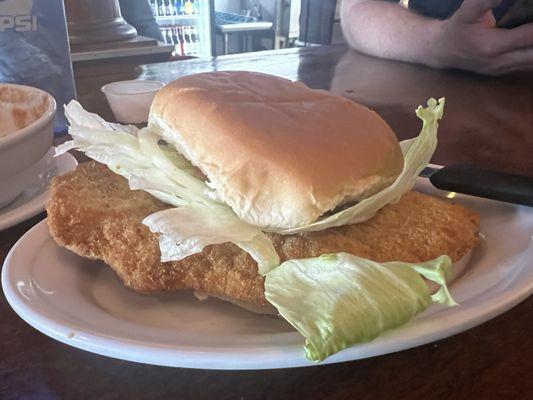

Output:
xmin=149 ymin=71 xmax=404 ymax=229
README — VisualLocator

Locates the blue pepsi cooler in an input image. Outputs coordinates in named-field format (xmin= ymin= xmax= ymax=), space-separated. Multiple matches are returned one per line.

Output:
xmin=0 ymin=0 xmax=76 ymax=136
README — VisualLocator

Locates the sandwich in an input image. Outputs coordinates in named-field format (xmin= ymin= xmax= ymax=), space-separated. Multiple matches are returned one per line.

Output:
xmin=48 ymin=71 xmax=480 ymax=361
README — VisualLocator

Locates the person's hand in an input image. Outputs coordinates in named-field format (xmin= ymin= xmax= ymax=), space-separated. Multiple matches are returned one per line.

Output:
xmin=435 ymin=0 xmax=533 ymax=75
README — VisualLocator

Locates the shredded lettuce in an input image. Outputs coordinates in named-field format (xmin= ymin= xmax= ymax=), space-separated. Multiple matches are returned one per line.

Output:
xmin=137 ymin=128 xmax=210 ymax=203
xmin=61 ymin=98 xmax=444 ymax=276
xmin=264 ymin=253 xmax=455 ymax=361
xmin=276 ymin=98 xmax=445 ymax=234
xmin=61 ymin=98 xmax=458 ymax=361
xmin=143 ymin=204 xmax=279 ymax=273
xmin=60 ymin=101 xmax=280 ymax=272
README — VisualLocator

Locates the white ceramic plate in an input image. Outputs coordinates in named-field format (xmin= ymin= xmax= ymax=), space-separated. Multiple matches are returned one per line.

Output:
xmin=2 ymin=179 xmax=532 ymax=369
xmin=0 ymin=151 xmax=78 ymax=231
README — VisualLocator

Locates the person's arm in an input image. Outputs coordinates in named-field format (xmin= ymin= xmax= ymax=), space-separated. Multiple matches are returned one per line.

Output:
xmin=119 ymin=0 xmax=164 ymax=42
xmin=340 ymin=0 xmax=533 ymax=75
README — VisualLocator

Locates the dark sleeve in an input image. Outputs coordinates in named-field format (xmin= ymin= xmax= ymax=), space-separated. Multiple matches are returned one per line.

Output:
xmin=299 ymin=0 xmax=337 ymax=45
xmin=409 ymin=0 xmax=464 ymax=19
xmin=119 ymin=0 xmax=164 ymax=41
xmin=367 ymin=0 xmax=465 ymax=20
xmin=297 ymin=0 xmax=464 ymax=46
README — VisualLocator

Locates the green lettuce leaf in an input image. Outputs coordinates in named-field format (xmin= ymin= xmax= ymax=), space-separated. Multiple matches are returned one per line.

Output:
xmin=60 ymin=98 xmax=446 ymax=277
xmin=264 ymin=253 xmax=454 ymax=361
xmin=276 ymin=98 xmax=445 ymax=234
xmin=59 ymin=100 xmax=280 ymax=272
xmin=143 ymin=204 xmax=279 ymax=273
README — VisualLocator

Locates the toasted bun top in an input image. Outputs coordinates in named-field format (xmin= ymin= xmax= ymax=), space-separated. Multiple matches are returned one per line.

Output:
xmin=150 ymin=71 xmax=403 ymax=229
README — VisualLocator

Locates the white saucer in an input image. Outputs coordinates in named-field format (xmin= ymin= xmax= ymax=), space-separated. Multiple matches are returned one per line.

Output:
xmin=2 ymin=179 xmax=533 ymax=369
xmin=0 ymin=152 xmax=77 ymax=231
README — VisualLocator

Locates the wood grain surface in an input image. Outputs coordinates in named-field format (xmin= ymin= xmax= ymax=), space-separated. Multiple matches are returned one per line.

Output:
xmin=1 ymin=44 xmax=532 ymax=400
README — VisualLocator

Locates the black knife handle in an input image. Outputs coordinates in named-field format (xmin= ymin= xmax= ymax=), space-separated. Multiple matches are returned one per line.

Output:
xmin=429 ymin=164 xmax=533 ymax=207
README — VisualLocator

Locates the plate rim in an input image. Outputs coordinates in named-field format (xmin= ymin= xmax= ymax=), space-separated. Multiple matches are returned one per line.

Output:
xmin=0 ymin=152 xmax=78 ymax=231
xmin=2 ymin=188 xmax=533 ymax=369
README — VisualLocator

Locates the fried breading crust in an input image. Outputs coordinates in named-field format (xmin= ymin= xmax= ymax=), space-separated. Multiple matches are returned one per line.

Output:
xmin=47 ymin=161 xmax=480 ymax=312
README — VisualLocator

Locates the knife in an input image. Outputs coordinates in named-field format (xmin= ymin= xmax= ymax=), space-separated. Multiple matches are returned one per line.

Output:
xmin=420 ymin=164 xmax=533 ymax=207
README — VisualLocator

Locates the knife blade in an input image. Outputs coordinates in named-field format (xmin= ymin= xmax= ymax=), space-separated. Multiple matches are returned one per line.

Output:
xmin=420 ymin=164 xmax=533 ymax=207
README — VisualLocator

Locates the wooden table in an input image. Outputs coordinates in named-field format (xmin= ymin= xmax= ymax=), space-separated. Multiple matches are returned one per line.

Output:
xmin=72 ymin=36 xmax=174 ymax=122
xmin=1 ymin=44 xmax=532 ymax=399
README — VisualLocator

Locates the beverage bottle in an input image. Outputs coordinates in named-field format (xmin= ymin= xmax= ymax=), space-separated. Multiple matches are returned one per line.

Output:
xmin=192 ymin=0 xmax=199 ymax=15
xmin=196 ymin=26 xmax=201 ymax=55
xmin=174 ymin=0 xmax=182 ymax=15
xmin=190 ymin=25 xmax=197 ymax=43
xmin=177 ymin=26 xmax=186 ymax=55
xmin=188 ymin=25 xmax=196 ymax=54
xmin=165 ymin=27 xmax=173 ymax=44
xmin=157 ymin=0 xmax=164 ymax=16
xmin=183 ymin=26 xmax=191 ymax=54
xmin=171 ymin=26 xmax=179 ymax=45
xmin=149 ymin=0 xmax=157 ymax=16
xmin=173 ymin=27 xmax=183 ymax=55
xmin=187 ymin=26 xmax=195 ymax=55
xmin=184 ymin=0 xmax=193 ymax=16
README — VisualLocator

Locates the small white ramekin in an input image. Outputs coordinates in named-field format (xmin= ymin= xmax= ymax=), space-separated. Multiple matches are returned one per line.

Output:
xmin=101 ymin=80 xmax=165 ymax=124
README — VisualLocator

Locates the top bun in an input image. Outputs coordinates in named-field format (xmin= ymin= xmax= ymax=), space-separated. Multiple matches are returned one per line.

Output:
xmin=149 ymin=71 xmax=404 ymax=229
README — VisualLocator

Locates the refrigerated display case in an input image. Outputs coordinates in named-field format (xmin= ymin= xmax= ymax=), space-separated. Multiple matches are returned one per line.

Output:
xmin=150 ymin=0 xmax=214 ymax=57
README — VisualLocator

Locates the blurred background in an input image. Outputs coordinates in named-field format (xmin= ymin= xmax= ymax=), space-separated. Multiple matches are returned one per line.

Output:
xmin=0 ymin=0 xmax=345 ymax=127
xmin=146 ymin=0 xmax=344 ymax=57
xmin=61 ymin=0 xmax=344 ymax=121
